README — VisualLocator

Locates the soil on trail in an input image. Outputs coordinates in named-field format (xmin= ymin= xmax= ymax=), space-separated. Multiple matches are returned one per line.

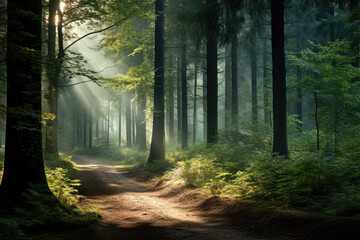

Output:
xmin=73 ymin=155 xmax=265 ymax=240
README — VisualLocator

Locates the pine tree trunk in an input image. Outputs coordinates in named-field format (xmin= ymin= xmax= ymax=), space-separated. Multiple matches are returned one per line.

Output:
xmin=231 ymin=36 xmax=238 ymax=131
xmin=206 ymin=35 xmax=218 ymax=146
xmin=181 ymin=33 xmax=188 ymax=150
xmin=203 ymin=47 xmax=207 ymax=143
xmin=45 ymin=0 xmax=60 ymax=160
xmin=251 ymin=56 xmax=257 ymax=125
xmin=168 ymin=56 xmax=175 ymax=142
xmin=263 ymin=39 xmax=270 ymax=126
xmin=271 ymin=0 xmax=288 ymax=157
xmin=137 ymin=88 xmax=147 ymax=151
xmin=106 ymin=100 xmax=110 ymax=150
xmin=126 ymin=93 xmax=132 ymax=148
xmin=0 ymin=0 xmax=50 ymax=197
xmin=118 ymin=95 xmax=122 ymax=147
xmin=89 ymin=111 xmax=92 ymax=150
xmin=177 ymin=56 xmax=182 ymax=145
xmin=83 ymin=109 xmax=87 ymax=149
xmin=132 ymin=99 xmax=136 ymax=147
xmin=148 ymin=0 xmax=165 ymax=162
xmin=193 ymin=50 xmax=198 ymax=144
xmin=225 ymin=45 xmax=231 ymax=133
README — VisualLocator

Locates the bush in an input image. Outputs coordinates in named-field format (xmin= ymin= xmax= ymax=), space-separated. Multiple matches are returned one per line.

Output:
xmin=233 ymin=152 xmax=360 ymax=214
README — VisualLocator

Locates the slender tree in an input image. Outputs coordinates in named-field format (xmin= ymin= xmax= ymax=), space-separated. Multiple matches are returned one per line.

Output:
xmin=271 ymin=0 xmax=289 ymax=157
xmin=126 ymin=93 xmax=132 ymax=148
xmin=206 ymin=0 xmax=219 ymax=146
xmin=181 ymin=33 xmax=188 ymax=149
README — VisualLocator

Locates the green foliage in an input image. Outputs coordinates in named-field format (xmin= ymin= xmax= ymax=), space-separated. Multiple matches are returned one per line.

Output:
xmin=0 ymin=219 xmax=24 ymax=240
xmin=46 ymin=168 xmax=81 ymax=208
xmin=0 ymin=154 xmax=99 ymax=239
xmin=178 ymin=156 xmax=220 ymax=188
xmin=289 ymin=39 xmax=360 ymax=152
xmin=161 ymin=140 xmax=360 ymax=216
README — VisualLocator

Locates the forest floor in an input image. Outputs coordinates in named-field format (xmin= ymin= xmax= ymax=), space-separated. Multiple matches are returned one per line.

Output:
xmin=70 ymin=155 xmax=360 ymax=240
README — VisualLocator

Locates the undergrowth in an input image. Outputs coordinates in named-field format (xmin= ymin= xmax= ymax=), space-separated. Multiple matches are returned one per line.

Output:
xmin=0 ymin=153 xmax=99 ymax=240
xmin=161 ymin=137 xmax=360 ymax=216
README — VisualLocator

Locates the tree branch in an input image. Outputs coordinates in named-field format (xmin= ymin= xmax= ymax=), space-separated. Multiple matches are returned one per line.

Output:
xmin=63 ymin=18 xmax=127 ymax=53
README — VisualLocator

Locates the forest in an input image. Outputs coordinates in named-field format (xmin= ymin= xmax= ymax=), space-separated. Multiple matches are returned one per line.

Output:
xmin=0 ymin=0 xmax=360 ymax=239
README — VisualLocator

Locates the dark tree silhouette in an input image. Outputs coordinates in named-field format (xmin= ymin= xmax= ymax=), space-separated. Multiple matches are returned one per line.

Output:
xmin=271 ymin=0 xmax=288 ymax=157
xmin=148 ymin=0 xmax=165 ymax=162
xmin=0 ymin=0 xmax=50 ymax=198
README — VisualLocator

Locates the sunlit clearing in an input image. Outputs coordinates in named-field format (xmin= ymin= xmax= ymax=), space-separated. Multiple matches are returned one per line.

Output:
xmin=55 ymin=15 xmax=59 ymax=26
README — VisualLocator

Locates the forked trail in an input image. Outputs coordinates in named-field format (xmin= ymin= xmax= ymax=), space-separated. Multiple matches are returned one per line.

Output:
xmin=73 ymin=155 xmax=266 ymax=240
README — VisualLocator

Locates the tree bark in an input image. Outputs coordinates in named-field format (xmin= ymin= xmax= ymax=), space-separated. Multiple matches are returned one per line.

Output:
xmin=203 ymin=46 xmax=207 ymax=143
xmin=168 ymin=55 xmax=175 ymax=143
xmin=206 ymin=35 xmax=218 ymax=146
xmin=271 ymin=0 xmax=289 ymax=157
xmin=126 ymin=93 xmax=132 ymax=148
xmin=137 ymin=88 xmax=147 ymax=151
xmin=148 ymin=0 xmax=165 ymax=162
xmin=45 ymin=0 xmax=60 ymax=159
xmin=193 ymin=49 xmax=199 ymax=144
xmin=89 ymin=110 xmax=92 ymax=150
xmin=231 ymin=36 xmax=238 ymax=131
xmin=181 ymin=33 xmax=188 ymax=150
xmin=0 ymin=0 xmax=50 ymax=197
xmin=177 ymin=56 xmax=182 ymax=145
xmin=118 ymin=95 xmax=122 ymax=147
xmin=225 ymin=45 xmax=231 ymax=134
xmin=251 ymin=55 xmax=257 ymax=125
xmin=263 ymin=39 xmax=270 ymax=126
xmin=83 ymin=109 xmax=87 ymax=149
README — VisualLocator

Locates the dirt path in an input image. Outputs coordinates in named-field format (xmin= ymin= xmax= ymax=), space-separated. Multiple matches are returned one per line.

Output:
xmin=73 ymin=155 xmax=267 ymax=240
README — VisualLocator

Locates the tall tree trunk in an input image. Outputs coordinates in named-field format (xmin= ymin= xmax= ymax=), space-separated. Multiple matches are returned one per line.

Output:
xmin=263 ymin=39 xmax=270 ymax=126
xmin=231 ymin=36 xmax=238 ymax=131
xmin=206 ymin=35 xmax=218 ymax=146
xmin=314 ymin=91 xmax=320 ymax=152
xmin=177 ymin=56 xmax=182 ymax=145
xmin=126 ymin=93 xmax=132 ymax=148
xmin=168 ymin=56 xmax=175 ymax=142
xmin=271 ymin=0 xmax=289 ymax=157
xmin=203 ymin=47 xmax=207 ymax=142
xmin=225 ymin=45 xmax=231 ymax=134
xmin=132 ymin=99 xmax=136 ymax=147
xmin=296 ymin=38 xmax=303 ymax=132
xmin=251 ymin=55 xmax=257 ymax=125
xmin=0 ymin=0 xmax=50 ymax=197
xmin=89 ymin=110 xmax=92 ymax=150
xmin=181 ymin=33 xmax=188 ymax=150
xmin=45 ymin=0 xmax=60 ymax=160
xmin=83 ymin=109 xmax=87 ymax=149
xmin=106 ymin=100 xmax=110 ymax=150
xmin=137 ymin=88 xmax=147 ymax=151
xmin=118 ymin=95 xmax=122 ymax=147
xmin=148 ymin=0 xmax=165 ymax=162
xmin=193 ymin=50 xmax=198 ymax=144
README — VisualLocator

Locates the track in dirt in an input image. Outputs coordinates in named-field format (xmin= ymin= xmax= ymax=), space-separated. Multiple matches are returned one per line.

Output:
xmin=73 ymin=155 xmax=266 ymax=240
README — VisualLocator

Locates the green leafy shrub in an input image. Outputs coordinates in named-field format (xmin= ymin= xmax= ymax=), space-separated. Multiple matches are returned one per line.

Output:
xmin=233 ymin=152 xmax=360 ymax=214
xmin=177 ymin=156 xmax=220 ymax=188
xmin=46 ymin=167 xmax=81 ymax=208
